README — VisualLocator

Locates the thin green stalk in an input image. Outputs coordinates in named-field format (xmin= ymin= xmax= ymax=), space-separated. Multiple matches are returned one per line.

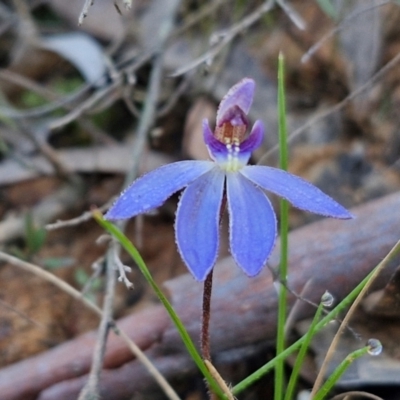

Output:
xmin=95 ymin=214 xmax=225 ymax=398
xmin=275 ymin=51 xmax=289 ymax=400
xmin=277 ymin=56 xmax=289 ymax=173
xmin=232 ymin=238 xmax=400 ymax=396
xmin=313 ymin=346 xmax=369 ymax=400
xmin=231 ymin=265 xmax=378 ymax=396
xmin=311 ymin=238 xmax=400 ymax=396
xmin=284 ymin=300 xmax=324 ymax=400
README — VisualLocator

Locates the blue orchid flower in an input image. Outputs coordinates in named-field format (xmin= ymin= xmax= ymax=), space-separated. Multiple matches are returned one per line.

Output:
xmin=105 ymin=78 xmax=353 ymax=281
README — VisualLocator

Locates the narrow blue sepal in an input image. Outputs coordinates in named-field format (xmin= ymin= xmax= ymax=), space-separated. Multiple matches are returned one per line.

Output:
xmin=227 ymin=172 xmax=277 ymax=276
xmin=175 ymin=168 xmax=225 ymax=281
xmin=105 ymin=161 xmax=214 ymax=220
xmin=241 ymin=166 xmax=354 ymax=219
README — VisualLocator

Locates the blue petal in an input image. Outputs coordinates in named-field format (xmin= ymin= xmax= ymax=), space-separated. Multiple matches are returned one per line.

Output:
xmin=105 ymin=161 xmax=214 ymax=220
xmin=217 ymin=78 xmax=255 ymax=125
xmin=227 ymin=172 xmax=277 ymax=276
xmin=175 ymin=168 xmax=225 ymax=281
xmin=240 ymin=166 xmax=354 ymax=219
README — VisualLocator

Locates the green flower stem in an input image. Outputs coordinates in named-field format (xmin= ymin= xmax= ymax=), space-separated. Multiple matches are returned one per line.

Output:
xmin=277 ymin=54 xmax=289 ymax=173
xmin=311 ymin=239 xmax=400 ymax=396
xmin=313 ymin=346 xmax=369 ymax=400
xmin=284 ymin=301 xmax=324 ymax=400
xmin=231 ymin=265 xmax=378 ymax=396
xmin=95 ymin=213 xmax=225 ymax=398
xmin=275 ymin=51 xmax=289 ymax=400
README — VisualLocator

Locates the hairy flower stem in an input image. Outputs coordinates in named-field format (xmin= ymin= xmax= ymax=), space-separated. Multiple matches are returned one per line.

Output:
xmin=201 ymin=196 xmax=227 ymax=359
xmin=202 ymin=270 xmax=214 ymax=361
xmin=201 ymin=197 xmax=227 ymax=398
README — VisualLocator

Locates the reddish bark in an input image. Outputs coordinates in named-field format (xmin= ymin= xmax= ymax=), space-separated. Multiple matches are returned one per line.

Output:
xmin=1 ymin=191 xmax=400 ymax=399
xmin=0 ymin=306 xmax=169 ymax=400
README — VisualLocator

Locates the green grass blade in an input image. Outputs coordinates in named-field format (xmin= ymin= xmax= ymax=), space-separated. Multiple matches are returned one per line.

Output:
xmin=313 ymin=346 xmax=370 ymax=400
xmin=275 ymin=51 xmax=289 ymax=400
xmin=231 ymin=265 xmax=378 ymax=395
xmin=284 ymin=299 xmax=325 ymax=400
xmin=95 ymin=214 xmax=225 ymax=398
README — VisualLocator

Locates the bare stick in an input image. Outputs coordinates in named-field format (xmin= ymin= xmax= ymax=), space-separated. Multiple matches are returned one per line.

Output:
xmin=310 ymin=239 xmax=400 ymax=397
xmin=43 ymin=148 xmax=173 ymax=232
xmin=2 ymin=0 xmax=231 ymax=129
xmin=78 ymin=247 xmax=117 ymax=400
xmin=109 ymin=0 xmax=182 ymax=284
xmin=330 ymin=391 xmax=384 ymax=400
xmin=158 ymin=75 xmax=193 ymax=117
xmin=77 ymin=35 xmax=178 ymax=385
xmin=259 ymin=49 xmax=400 ymax=164
xmin=284 ymin=278 xmax=314 ymax=335
xmin=276 ymin=0 xmax=306 ymax=30
xmin=171 ymin=0 xmax=275 ymax=77
xmin=79 ymin=0 xmax=95 ymax=25
xmin=75 ymin=0 xmax=183 ymax=398
xmin=12 ymin=0 xmax=38 ymax=39
xmin=301 ymin=0 xmax=391 ymax=63
xmin=268 ymin=265 xmax=359 ymax=339
xmin=2 ymin=0 xmax=227 ymax=128
xmin=0 ymin=84 xmax=90 ymax=120
xmin=16 ymin=122 xmax=73 ymax=181
xmin=0 ymin=250 xmax=181 ymax=400
xmin=49 ymin=81 xmax=120 ymax=130
xmin=0 ymin=70 xmax=61 ymax=101
xmin=171 ymin=0 xmax=230 ymax=39
xmin=46 ymin=203 xmax=111 ymax=231
xmin=204 ymin=360 xmax=235 ymax=400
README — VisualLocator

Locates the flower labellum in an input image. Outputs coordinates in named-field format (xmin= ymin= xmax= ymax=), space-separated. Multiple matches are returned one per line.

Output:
xmin=105 ymin=78 xmax=353 ymax=281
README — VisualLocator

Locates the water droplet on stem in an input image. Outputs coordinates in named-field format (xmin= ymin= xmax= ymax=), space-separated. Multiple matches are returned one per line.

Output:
xmin=367 ymin=338 xmax=382 ymax=356
xmin=321 ymin=291 xmax=334 ymax=307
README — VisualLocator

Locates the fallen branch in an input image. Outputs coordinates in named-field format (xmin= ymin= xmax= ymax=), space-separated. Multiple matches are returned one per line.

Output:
xmin=0 ymin=191 xmax=399 ymax=399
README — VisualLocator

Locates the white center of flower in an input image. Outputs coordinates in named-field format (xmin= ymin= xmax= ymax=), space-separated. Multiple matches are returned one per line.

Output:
xmin=220 ymin=139 xmax=243 ymax=172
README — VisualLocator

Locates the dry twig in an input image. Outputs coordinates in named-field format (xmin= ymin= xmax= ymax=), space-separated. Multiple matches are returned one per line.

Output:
xmin=310 ymin=239 xmax=400 ymax=397
xmin=78 ymin=0 xmax=94 ymax=25
xmin=301 ymin=0 xmax=391 ymax=63
xmin=77 ymin=246 xmax=118 ymax=400
xmin=259 ymin=49 xmax=400 ymax=164
xmin=0 ymin=250 xmax=180 ymax=400
xmin=171 ymin=0 xmax=276 ymax=77
xmin=79 ymin=0 xmax=183 ymax=397
xmin=0 ymin=192 xmax=399 ymax=398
